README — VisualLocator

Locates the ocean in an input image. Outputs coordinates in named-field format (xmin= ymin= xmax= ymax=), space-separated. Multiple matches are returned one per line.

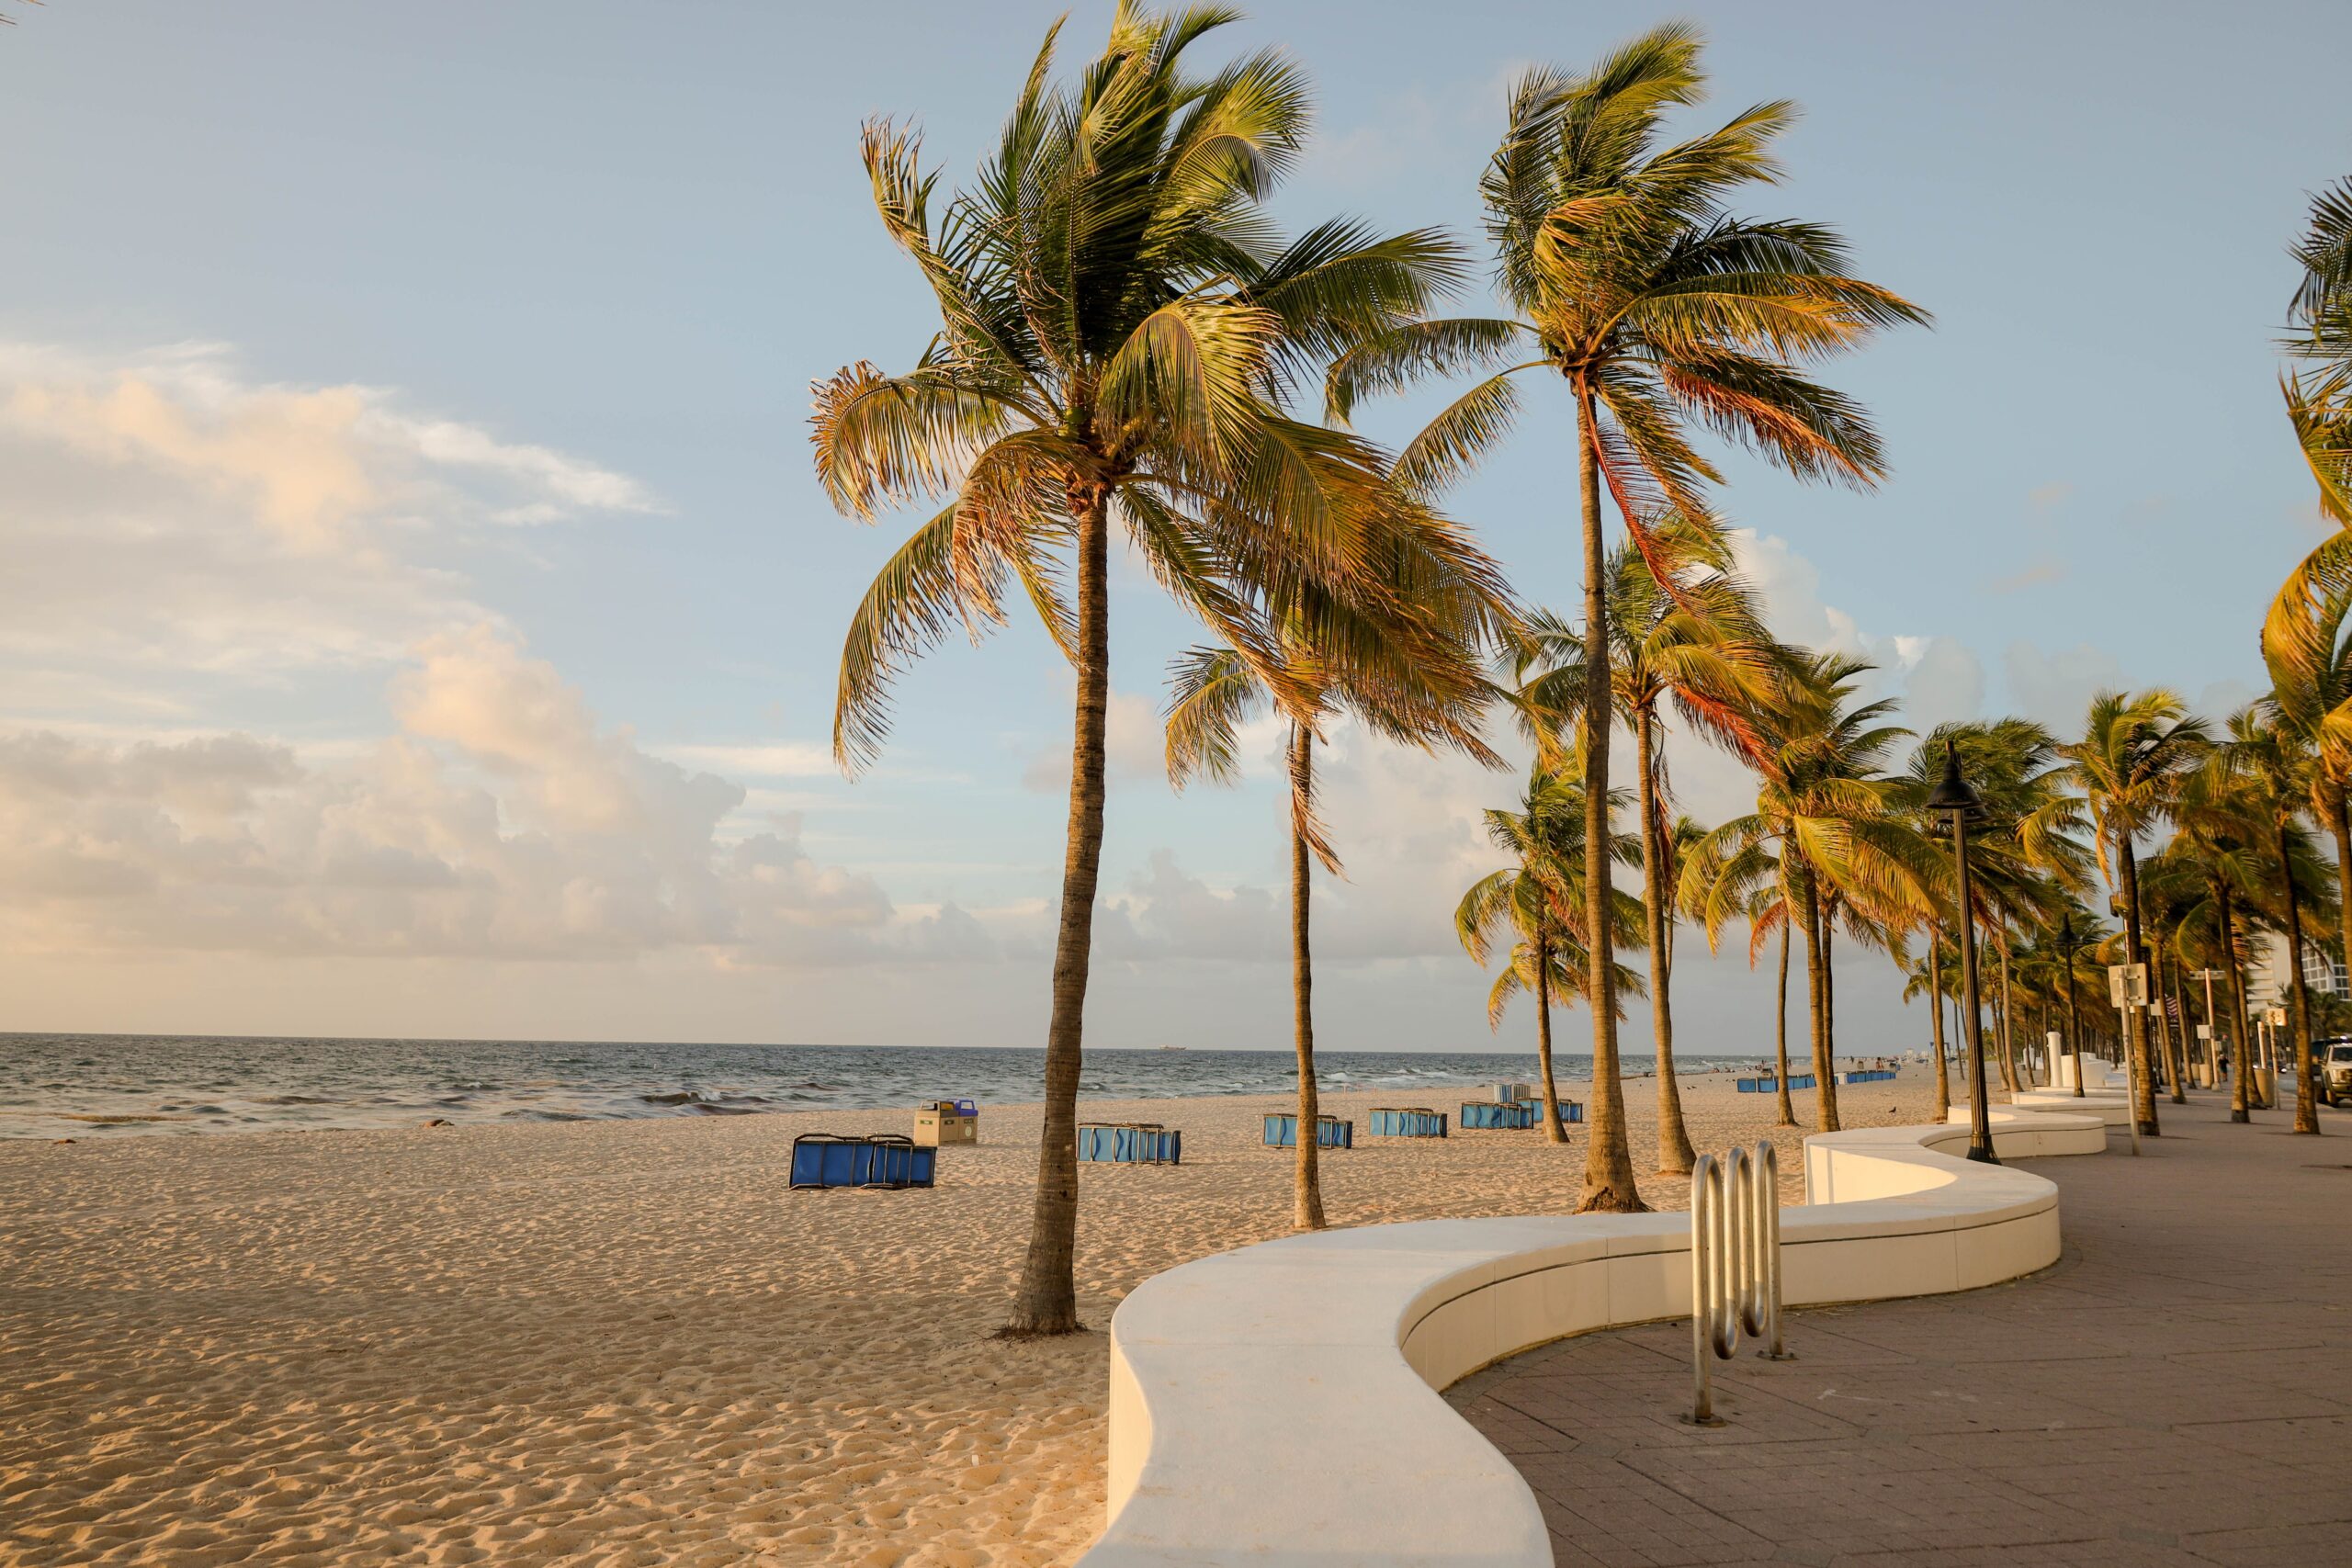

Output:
xmin=0 ymin=1033 xmax=1770 ymax=1141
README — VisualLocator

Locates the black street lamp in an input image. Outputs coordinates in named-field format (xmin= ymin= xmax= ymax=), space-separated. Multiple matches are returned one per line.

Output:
xmin=1928 ymin=741 xmax=1997 ymax=1164
xmin=2053 ymin=912 xmax=2091 ymax=1100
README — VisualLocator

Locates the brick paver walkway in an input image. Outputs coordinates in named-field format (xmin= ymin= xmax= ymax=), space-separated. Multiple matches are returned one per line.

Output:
xmin=1448 ymin=1094 xmax=2352 ymax=1567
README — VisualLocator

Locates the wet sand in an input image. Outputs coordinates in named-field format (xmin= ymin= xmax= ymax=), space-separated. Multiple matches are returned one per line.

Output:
xmin=0 ymin=1071 xmax=1936 ymax=1567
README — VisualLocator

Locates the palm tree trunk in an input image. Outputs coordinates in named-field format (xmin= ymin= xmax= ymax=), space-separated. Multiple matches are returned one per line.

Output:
xmin=1996 ymin=934 xmax=2019 ymax=1093
xmin=2279 ymin=818 xmax=2322 ymax=1134
xmin=2221 ymin=882 xmax=2259 ymax=1115
xmin=1005 ymin=484 xmax=1111 ymax=1336
xmin=1820 ymin=899 xmax=1843 ymax=1130
xmin=1288 ymin=724 xmax=1326 ymax=1231
xmin=2164 ymin=949 xmax=2182 ymax=1100
xmin=1773 ymin=919 xmax=1795 ymax=1127
xmin=1533 ymin=923 xmax=1567 ymax=1143
xmin=1800 ymin=868 xmax=1840 ymax=1133
xmin=1573 ymin=381 xmax=1641 ymax=1213
xmin=1636 ymin=707 xmax=1694 ymax=1174
xmin=2119 ymin=835 xmax=2162 ymax=1138
xmin=1928 ymin=925 xmax=1951 ymax=1122
xmin=2331 ymin=782 xmax=2352 ymax=1088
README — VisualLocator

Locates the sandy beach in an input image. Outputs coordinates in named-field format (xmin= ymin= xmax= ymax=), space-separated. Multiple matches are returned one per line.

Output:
xmin=2 ymin=1070 xmax=1939 ymax=1567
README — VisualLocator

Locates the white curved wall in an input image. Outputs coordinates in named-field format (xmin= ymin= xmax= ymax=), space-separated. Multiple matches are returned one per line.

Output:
xmin=1079 ymin=1109 xmax=2106 ymax=1568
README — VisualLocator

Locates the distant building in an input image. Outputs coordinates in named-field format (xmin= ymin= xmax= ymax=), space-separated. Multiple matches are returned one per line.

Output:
xmin=2254 ymin=931 xmax=2350 ymax=1002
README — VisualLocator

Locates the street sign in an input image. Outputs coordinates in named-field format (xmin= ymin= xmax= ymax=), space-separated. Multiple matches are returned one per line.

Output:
xmin=2107 ymin=963 xmax=2149 ymax=1008
xmin=2196 ymin=1024 xmax=2212 ymax=1040
xmin=2267 ymin=1006 xmax=2289 ymax=1027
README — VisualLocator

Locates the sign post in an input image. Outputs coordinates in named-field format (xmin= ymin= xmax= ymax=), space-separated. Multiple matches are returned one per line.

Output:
xmin=2108 ymin=963 xmax=2149 ymax=1155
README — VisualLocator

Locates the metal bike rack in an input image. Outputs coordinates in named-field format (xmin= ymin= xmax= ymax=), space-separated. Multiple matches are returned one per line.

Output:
xmin=1687 ymin=1142 xmax=1793 ymax=1426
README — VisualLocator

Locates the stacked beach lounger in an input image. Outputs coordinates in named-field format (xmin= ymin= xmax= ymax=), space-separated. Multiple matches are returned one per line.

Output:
xmin=1462 ymin=1097 xmax=1583 ymax=1128
xmin=789 ymin=1133 xmax=937 ymax=1190
xmin=1367 ymin=1107 xmax=1447 ymax=1138
xmin=1735 ymin=1073 xmax=1817 ymax=1093
xmin=1261 ymin=1113 xmax=1354 ymax=1149
xmin=1077 ymin=1122 xmax=1182 ymax=1165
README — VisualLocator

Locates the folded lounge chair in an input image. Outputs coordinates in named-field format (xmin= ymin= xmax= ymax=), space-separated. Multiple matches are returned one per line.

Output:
xmin=1519 ymin=1097 xmax=1583 ymax=1123
xmin=1262 ymin=1113 xmax=1354 ymax=1149
xmin=1459 ymin=1100 xmax=1536 ymax=1130
xmin=1078 ymin=1122 xmax=1182 ymax=1165
xmin=789 ymin=1133 xmax=937 ymax=1190
xmin=1367 ymin=1107 xmax=1447 ymax=1138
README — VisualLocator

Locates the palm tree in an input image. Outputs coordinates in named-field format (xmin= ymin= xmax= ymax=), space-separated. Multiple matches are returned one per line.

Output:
xmin=2059 ymin=692 xmax=2211 ymax=1138
xmin=1893 ymin=721 xmax=2089 ymax=1104
xmin=2207 ymin=705 xmax=2336 ymax=1134
xmin=1683 ymin=650 xmax=1933 ymax=1132
xmin=1734 ymin=885 xmax=1801 ymax=1127
xmin=1457 ymin=763 xmax=1647 ymax=1150
xmin=2263 ymin=534 xmax=2352 ymax=1080
xmin=2284 ymin=178 xmax=2352 ymax=526
xmin=1329 ymin=25 xmax=1927 ymax=1209
xmin=2143 ymin=784 xmax=2267 ymax=1119
xmin=1163 ymin=541 xmax=1510 ymax=1229
xmin=810 ymin=6 xmax=1484 ymax=1335
xmin=1509 ymin=518 xmax=1776 ymax=1173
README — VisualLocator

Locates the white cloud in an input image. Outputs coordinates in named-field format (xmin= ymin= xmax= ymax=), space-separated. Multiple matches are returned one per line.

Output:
xmin=2000 ymin=640 xmax=2127 ymax=734
xmin=1730 ymin=527 xmax=1984 ymax=736
xmin=0 ymin=341 xmax=660 ymax=699
xmin=0 ymin=630 xmax=947 ymax=966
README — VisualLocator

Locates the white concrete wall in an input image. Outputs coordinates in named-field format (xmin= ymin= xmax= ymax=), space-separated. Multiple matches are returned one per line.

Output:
xmin=1080 ymin=1108 xmax=2107 ymax=1568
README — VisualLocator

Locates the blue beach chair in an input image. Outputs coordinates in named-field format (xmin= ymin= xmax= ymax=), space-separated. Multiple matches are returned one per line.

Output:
xmin=1460 ymin=1100 xmax=1537 ymax=1130
xmin=1078 ymin=1122 xmax=1183 ymax=1165
xmin=1368 ymin=1107 xmax=1448 ymax=1138
xmin=1261 ymin=1113 xmax=1354 ymax=1149
xmin=789 ymin=1133 xmax=938 ymax=1190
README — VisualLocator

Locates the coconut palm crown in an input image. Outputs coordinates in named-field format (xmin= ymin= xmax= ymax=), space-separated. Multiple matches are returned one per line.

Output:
xmin=809 ymin=3 xmax=1498 ymax=1335
xmin=1325 ymin=22 xmax=1927 ymax=1210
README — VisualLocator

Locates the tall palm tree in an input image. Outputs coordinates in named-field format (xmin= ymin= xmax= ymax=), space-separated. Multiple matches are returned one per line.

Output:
xmin=1893 ymin=720 xmax=2088 ymax=1105
xmin=1510 ymin=518 xmax=1776 ymax=1173
xmin=2058 ymin=692 xmax=2211 ymax=1138
xmin=1164 ymin=541 xmax=1510 ymax=1229
xmin=1682 ymin=650 xmax=1933 ymax=1132
xmin=2264 ymin=536 xmax=2352 ymax=1084
xmin=2284 ymin=178 xmax=2352 ymax=526
xmin=1457 ymin=764 xmax=1646 ymax=1147
xmin=2143 ymin=786 xmax=2267 ymax=1119
xmin=810 ymin=6 xmax=1485 ymax=1334
xmin=2208 ymin=705 xmax=2336 ymax=1134
xmin=1329 ymin=25 xmax=1926 ymax=1209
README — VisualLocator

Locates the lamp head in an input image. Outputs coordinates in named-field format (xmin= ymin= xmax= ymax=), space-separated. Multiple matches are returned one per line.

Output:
xmin=1925 ymin=739 xmax=1983 ymax=817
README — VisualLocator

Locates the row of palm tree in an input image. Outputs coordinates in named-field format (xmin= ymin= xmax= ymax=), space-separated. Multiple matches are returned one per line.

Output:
xmin=815 ymin=4 xmax=2348 ymax=1337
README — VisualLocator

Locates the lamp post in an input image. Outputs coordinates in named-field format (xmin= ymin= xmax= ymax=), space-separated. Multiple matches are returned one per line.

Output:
xmin=1928 ymin=741 xmax=1997 ymax=1164
xmin=2055 ymin=913 xmax=2091 ymax=1098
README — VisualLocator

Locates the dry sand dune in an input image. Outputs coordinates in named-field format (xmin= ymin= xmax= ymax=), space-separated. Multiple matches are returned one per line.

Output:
xmin=1 ymin=1071 xmax=1937 ymax=1567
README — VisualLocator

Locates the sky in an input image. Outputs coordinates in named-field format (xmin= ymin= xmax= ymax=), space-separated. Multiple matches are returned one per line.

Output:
xmin=1 ymin=0 xmax=2345 ymax=1054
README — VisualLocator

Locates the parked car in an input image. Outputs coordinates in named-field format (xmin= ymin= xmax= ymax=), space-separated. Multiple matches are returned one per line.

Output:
xmin=2323 ymin=1039 xmax=2352 ymax=1108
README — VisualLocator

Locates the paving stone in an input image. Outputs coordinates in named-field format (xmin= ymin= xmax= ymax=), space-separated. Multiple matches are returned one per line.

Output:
xmin=1447 ymin=1097 xmax=2352 ymax=1566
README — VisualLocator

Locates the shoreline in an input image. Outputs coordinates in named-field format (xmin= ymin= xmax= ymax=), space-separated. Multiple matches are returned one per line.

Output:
xmin=3 ymin=1074 xmax=1938 ymax=1566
